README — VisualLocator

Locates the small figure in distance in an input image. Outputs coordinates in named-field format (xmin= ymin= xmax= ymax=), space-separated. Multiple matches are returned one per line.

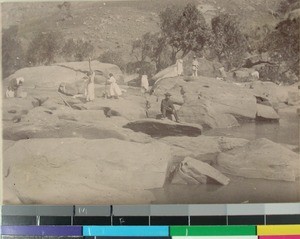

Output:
xmin=192 ymin=55 xmax=199 ymax=77
xmin=141 ymin=74 xmax=149 ymax=94
xmin=108 ymin=73 xmax=122 ymax=99
xmin=6 ymin=77 xmax=25 ymax=98
xmin=160 ymin=92 xmax=180 ymax=123
xmin=176 ymin=58 xmax=184 ymax=76
xmin=86 ymin=57 xmax=95 ymax=102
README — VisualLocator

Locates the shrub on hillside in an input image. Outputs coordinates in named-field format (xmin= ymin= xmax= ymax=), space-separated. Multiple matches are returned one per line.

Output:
xmin=98 ymin=50 xmax=126 ymax=71
xmin=126 ymin=61 xmax=156 ymax=77
xmin=258 ymin=64 xmax=298 ymax=85
xmin=26 ymin=31 xmax=63 ymax=66
xmin=261 ymin=17 xmax=299 ymax=81
xmin=61 ymin=39 xmax=94 ymax=62
xmin=2 ymin=25 xmax=25 ymax=78
xmin=61 ymin=38 xmax=76 ymax=60
xmin=74 ymin=40 xmax=94 ymax=61
xmin=277 ymin=0 xmax=300 ymax=15
xmin=211 ymin=14 xmax=248 ymax=70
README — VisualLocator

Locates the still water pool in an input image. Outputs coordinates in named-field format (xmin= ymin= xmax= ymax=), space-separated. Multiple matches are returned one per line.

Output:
xmin=153 ymin=106 xmax=300 ymax=204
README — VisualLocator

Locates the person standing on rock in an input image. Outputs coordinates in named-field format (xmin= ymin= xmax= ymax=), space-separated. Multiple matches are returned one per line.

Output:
xmin=176 ymin=58 xmax=184 ymax=76
xmin=141 ymin=74 xmax=149 ymax=94
xmin=108 ymin=73 xmax=122 ymax=99
xmin=192 ymin=55 xmax=199 ymax=77
xmin=6 ymin=77 xmax=25 ymax=98
xmin=86 ymin=57 xmax=95 ymax=102
xmin=161 ymin=92 xmax=180 ymax=123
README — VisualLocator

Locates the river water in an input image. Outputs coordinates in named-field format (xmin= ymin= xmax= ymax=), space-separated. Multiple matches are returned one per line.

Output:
xmin=204 ymin=106 xmax=299 ymax=146
xmin=153 ymin=106 xmax=300 ymax=204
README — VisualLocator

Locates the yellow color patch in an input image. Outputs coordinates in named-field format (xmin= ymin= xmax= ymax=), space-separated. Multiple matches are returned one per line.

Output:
xmin=257 ymin=225 xmax=300 ymax=235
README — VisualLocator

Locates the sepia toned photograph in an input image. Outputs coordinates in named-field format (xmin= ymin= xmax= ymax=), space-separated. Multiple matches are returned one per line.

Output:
xmin=1 ymin=0 xmax=299 ymax=205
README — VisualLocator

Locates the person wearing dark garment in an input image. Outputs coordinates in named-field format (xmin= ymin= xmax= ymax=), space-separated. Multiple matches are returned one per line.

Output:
xmin=161 ymin=92 xmax=180 ymax=122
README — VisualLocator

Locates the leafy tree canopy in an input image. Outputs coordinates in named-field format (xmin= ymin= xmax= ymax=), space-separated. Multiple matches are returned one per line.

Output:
xmin=160 ymin=3 xmax=210 ymax=62
xmin=211 ymin=13 xmax=248 ymax=69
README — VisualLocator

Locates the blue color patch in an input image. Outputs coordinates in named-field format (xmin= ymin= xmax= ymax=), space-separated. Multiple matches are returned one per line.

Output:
xmin=1 ymin=226 xmax=82 ymax=236
xmin=83 ymin=226 xmax=169 ymax=236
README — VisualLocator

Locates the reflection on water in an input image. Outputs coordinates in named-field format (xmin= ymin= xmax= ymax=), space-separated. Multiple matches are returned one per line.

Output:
xmin=153 ymin=107 xmax=300 ymax=204
xmin=204 ymin=107 xmax=299 ymax=145
xmin=152 ymin=176 xmax=300 ymax=204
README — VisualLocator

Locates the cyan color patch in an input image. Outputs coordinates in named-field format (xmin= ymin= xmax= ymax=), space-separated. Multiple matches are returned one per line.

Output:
xmin=83 ymin=226 xmax=169 ymax=236
xmin=172 ymin=236 xmax=258 ymax=239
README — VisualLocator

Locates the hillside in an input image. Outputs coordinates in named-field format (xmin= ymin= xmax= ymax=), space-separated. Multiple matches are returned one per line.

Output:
xmin=2 ymin=0 xmax=282 ymax=62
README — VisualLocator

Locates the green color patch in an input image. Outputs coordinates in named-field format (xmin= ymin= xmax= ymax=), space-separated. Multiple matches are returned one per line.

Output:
xmin=170 ymin=226 xmax=257 ymax=236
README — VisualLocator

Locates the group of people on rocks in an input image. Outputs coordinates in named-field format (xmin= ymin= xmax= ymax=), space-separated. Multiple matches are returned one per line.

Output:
xmin=84 ymin=56 xmax=182 ymax=123
xmin=176 ymin=55 xmax=199 ymax=77
xmin=85 ymin=57 xmax=122 ymax=102
xmin=6 ymin=56 xmax=205 ymax=124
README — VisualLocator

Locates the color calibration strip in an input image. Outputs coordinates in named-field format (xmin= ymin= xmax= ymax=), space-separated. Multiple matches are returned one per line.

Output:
xmin=0 ymin=225 xmax=300 ymax=237
xmin=1 ymin=204 xmax=300 ymax=237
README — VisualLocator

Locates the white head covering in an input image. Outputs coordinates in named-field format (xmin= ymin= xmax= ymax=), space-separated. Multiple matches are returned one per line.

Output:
xmin=16 ymin=77 xmax=24 ymax=84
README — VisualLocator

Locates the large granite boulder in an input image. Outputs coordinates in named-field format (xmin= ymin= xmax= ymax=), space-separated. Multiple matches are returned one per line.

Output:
xmin=124 ymin=118 xmax=202 ymax=138
xmin=73 ymin=98 xmax=147 ymax=121
xmin=152 ymin=76 xmax=258 ymax=128
xmin=177 ymin=99 xmax=239 ymax=129
xmin=58 ymin=79 xmax=86 ymax=96
xmin=4 ymin=66 xmax=86 ymax=89
xmin=169 ymin=157 xmax=230 ymax=185
xmin=153 ymin=64 xmax=178 ymax=82
xmin=248 ymin=81 xmax=298 ymax=105
xmin=3 ymin=114 xmax=151 ymax=144
xmin=256 ymin=104 xmax=280 ymax=121
xmin=161 ymin=136 xmax=249 ymax=160
xmin=3 ymin=138 xmax=172 ymax=204
xmin=2 ymin=97 xmax=40 ymax=122
xmin=217 ymin=138 xmax=300 ymax=182
xmin=56 ymin=60 xmax=124 ymax=84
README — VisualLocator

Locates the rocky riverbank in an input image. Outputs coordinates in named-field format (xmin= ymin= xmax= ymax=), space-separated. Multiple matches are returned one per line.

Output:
xmin=2 ymin=61 xmax=299 ymax=204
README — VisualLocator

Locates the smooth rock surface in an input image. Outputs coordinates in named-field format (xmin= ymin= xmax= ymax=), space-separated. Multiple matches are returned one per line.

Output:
xmin=4 ymin=66 xmax=86 ymax=88
xmin=2 ymin=97 xmax=39 ymax=122
xmin=152 ymin=76 xmax=257 ymax=128
xmin=56 ymin=60 xmax=124 ymax=83
xmin=256 ymin=103 xmax=280 ymax=121
xmin=170 ymin=157 xmax=230 ymax=185
xmin=124 ymin=118 xmax=203 ymax=137
xmin=3 ymin=138 xmax=173 ymax=204
xmin=161 ymin=136 xmax=249 ymax=159
xmin=217 ymin=138 xmax=300 ymax=181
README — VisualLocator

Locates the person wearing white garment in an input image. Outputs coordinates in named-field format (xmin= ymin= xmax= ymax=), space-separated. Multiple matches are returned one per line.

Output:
xmin=6 ymin=77 xmax=24 ymax=98
xmin=176 ymin=58 xmax=183 ymax=76
xmin=141 ymin=74 xmax=149 ymax=94
xmin=86 ymin=57 xmax=95 ymax=102
xmin=192 ymin=55 xmax=199 ymax=77
xmin=108 ymin=73 xmax=122 ymax=99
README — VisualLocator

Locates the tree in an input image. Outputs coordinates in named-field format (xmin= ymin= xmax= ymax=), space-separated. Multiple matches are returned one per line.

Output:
xmin=211 ymin=14 xmax=248 ymax=69
xmin=98 ymin=50 xmax=126 ymax=71
xmin=160 ymin=3 xmax=210 ymax=63
xmin=262 ymin=16 xmax=299 ymax=77
xmin=61 ymin=38 xmax=77 ymax=59
xmin=277 ymin=0 xmax=300 ymax=16
xmin=61 ymin=38 xmax=94 ymax=61
xmin=2 ymin=25 xmax=25 ymax=78
xmin=131 ymin=32 xmax=171 ymax=72
xmin=73 ymin=39 xmax=94 ymax=61
xmin=26 ymin=31 xmax=63 ymax=65
xmin=57 ymin=1 xmax=73 ymax=22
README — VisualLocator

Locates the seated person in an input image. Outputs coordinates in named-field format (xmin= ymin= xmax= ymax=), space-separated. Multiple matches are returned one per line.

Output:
xmin=6 ymin=77 xmax=24 ymax=98
xmin=161 ymin=92 xmax=180 ymax=122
